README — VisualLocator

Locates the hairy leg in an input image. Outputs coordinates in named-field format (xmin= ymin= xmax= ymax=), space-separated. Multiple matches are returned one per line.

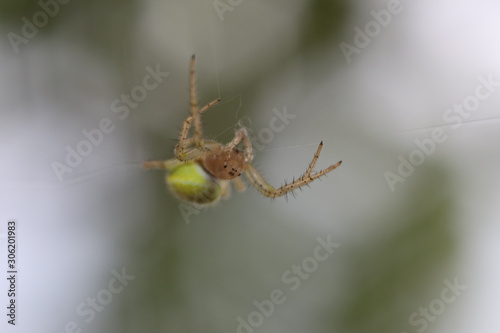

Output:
xmin=244 ymin=142 xmax=342 ymax=198
xmin=226 ymin=128 xmax=254 ymax=162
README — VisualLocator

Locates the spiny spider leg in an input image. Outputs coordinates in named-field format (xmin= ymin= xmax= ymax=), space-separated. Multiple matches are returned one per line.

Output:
xmin=189 ymin=54 xmax=204 ymax=148
xmin=244 ymin=141 xmax=342 ymax=198
xmin=176 ymin=98 xmax=221 ymax=160
xmin=226 ymin=128 xmax=254 ymax=162
xmin=304 ymin=141 xmax=329 ymax=178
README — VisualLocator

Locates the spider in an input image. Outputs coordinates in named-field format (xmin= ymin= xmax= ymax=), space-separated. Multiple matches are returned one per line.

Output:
xmin=143 ymin=55 xmax=342 ymax=206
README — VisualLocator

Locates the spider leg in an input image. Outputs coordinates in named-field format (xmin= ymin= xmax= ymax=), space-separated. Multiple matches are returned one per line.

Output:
xmin=226 ymin=128 xmax=254 ymax=162
xmin=244 ymin=141 xmax=342 ymax=198
xmin=143 ymin=158 xmax=184 ymax=170
xmin=220 ymin=180 xmax=232 ymax=199
xmin=189 ymin=54 xmax=205 ymax=149
xmin=231 ymin=177 xmax=247 ymax=192
xmin=175 ymin=98 xmax=221 ymax=160
xmin=144 ymin=146 xmax=210 ymax=170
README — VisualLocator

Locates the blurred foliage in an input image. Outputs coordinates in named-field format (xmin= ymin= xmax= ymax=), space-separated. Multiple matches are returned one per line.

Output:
xmin=298 ymin=0 xmax=350 ymax=53
xmin=334 ymin=164 xmax=457 ymax=333
xmin=0 ymin=0 xmax=138 ymax=61
xmin=0 ymin=0 xmax=41 ymax=22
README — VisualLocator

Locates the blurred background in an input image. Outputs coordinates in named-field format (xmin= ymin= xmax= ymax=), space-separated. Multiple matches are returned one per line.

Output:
xmin=1 ymin=0 xmax=499 ymax=332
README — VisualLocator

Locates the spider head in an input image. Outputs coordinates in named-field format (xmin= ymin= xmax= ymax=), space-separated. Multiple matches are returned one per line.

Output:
xmin=201 ymin=147 xmax=245 ymax=180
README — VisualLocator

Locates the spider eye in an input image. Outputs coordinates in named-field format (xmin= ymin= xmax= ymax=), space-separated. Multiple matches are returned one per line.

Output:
xmin=226 ymin=164 xmax=238 ymax=177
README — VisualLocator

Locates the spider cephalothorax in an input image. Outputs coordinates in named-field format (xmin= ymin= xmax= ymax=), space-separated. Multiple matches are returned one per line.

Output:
xmin=143 ymin=55 xmax=342 ymax=206
xmin=198 ymin=145 xmax=245 ymax=180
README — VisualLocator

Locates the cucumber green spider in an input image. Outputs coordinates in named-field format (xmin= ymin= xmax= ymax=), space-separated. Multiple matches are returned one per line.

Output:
xmin=143 ymin=55 xmax=342 ymax=206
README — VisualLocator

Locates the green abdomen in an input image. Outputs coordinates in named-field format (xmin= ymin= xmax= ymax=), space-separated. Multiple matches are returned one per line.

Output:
xmin=166 ymin=161 xmax=221 ymax=205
